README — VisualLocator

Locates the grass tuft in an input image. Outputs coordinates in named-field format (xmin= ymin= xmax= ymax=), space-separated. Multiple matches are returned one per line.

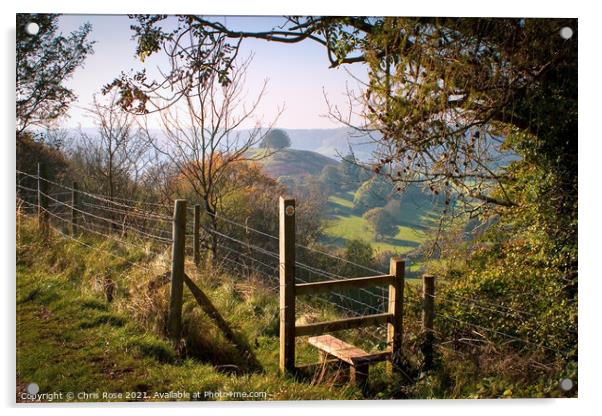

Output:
xmin=80 ymin=297 xmax=109 ymax=311
xmin=127 ymin=337 xmax=175 ymax=363
xmin=79 ymin=313 xmax=127 ymax=329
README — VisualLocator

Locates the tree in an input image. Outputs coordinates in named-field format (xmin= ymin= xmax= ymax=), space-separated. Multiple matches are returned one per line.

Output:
xmin=120 ymin=16 xmax=575 ymax=213
xmin=138 ymin=55 xmax=279 ymax=257
xmin=104 ymin=17 xmax=284 ymax=257
xmin=340 ymin=153 xmax=364 ymax=189
xmin=318 ymin=164 xmax=344 ymax=194
xmin=108 ymin=15 xmax=577 ymax=295
xmin=259 ymin=129 xmax=291 ymax=149
xmin=353 ymin=176 xmax=394 ymax=212
xmin=340 ymin=239 xmax=375 ymax=277
xmin=17 ymin=14 xmax=94 ymax=133
xmin=16 ymin=132 xmax=72 ymax=199
xmin=104 ymin=15 xmax=240 ymax=114
xmin=363 ymin=207 xmax=397 ymax=240
xmin=337 ymin=18 xmax=576 ymax=211
xmin=72 ymin=92 xmax=151 ymax=201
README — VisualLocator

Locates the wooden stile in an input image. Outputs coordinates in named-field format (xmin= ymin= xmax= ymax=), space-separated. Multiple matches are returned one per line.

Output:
xmin=295 ymin=274 xmax=392 ymax=296
xmin=275 ymin=196 xmax=408 ymax=389
xmin=308 ymin=335 xmax=390 ymax=366
xmin=296 ymin=312 xmax=393 ymax=337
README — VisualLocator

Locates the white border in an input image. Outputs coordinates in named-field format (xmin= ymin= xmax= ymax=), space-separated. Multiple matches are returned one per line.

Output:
xmin=2 ymin=1 xmax=599 ymax=415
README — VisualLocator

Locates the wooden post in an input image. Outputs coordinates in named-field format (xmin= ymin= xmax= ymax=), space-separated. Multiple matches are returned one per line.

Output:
xmin=193 ymin=204 xmax=201 ymax=267
xmin=422 ymin=274 xmax=435 ymax=370
xmin=71 ymin=182 xmax=79 ymax=235
xmin=350 ymin=364 xmax=370 ymax=395
xmin=167 ymin=199 xmax=187 ymax=341
xmin=279 ymin=197 xmax=296 ymax=374
xmin=37 ymin=163 xmax=48 ymax=233
xmin=387 ymin=257 xmax=404 ymax=375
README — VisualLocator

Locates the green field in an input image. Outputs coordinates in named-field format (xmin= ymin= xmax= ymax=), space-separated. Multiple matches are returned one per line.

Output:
xmin=247 ymin=147 xmax=338 ymax=178
xmin=323 ymin=192 xmax=434 ymax=254
xmin=246 ymin=147 xmax=436 ymax=257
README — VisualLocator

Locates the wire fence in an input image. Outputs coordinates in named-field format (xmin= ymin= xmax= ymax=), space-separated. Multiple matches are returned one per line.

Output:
xmin=16 ymin=169 xmax=568 ymax=359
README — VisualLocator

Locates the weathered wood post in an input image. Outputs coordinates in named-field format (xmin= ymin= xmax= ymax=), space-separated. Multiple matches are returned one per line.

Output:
xmin=71 ymin=182 xmax=79 ymax=235
xmin=422 ymin=274 xmax=435 ymax=370
xmin=37 ymin=163 xmax=48 ymax=234
xmin=387 ymin=257 xmax=405 ymax=375
xmin=167 ymin=199 xmax=187 ymax=341
xmin=193 ymin=204 xmax=201 ymax=267
xmin=279 ymin=196 xmax=296 ymax=374
xmin=350 ymin=364 xmax=370 ymax=395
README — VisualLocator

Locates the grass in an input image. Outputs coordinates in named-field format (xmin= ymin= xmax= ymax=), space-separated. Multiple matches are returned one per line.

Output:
xmin=328 ymin=194 xmax=354 ymax=209
xmin=247 ymin=148 xmax=338 ymax=178
xmin=323 ymin=195 xmax=430 ymax=254
xmin=16 ymin=217 xmax=369 ymax=402
xmin=16 ymin=215 xmax=573 ymax=401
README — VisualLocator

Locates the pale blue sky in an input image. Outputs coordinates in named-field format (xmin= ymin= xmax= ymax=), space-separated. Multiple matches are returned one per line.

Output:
xmin=57 ymin=14 xmax=368 ymax=129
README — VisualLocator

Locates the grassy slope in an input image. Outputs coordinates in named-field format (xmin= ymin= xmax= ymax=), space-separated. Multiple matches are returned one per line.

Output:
xmin=247 ymin=147 xmax=434 ymax=259
xmin=247 ymin=148 xmax=338 ymax=178
xmin=16 ymin=218 xmax=362 ymax=402
xmin=16 ymin=217 xmax=570 ymax=401
xmin=323 ymin=191 xmax=433 ymax=255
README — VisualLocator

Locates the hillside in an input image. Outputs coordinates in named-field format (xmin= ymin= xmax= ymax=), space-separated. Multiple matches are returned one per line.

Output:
xmin=16 ymin=208 xmax=575 ymax=401
xmin=73 ymin=127 xmax=514 ymax=168
xmin=16 ymin=217 xmax=363 ymax=402
xmin=282 ymin=128 xmax=377 ymax=160
xmin=246 ymin=146 xmax=439 ymax=263
xmin=324 ymin=190 xmax=435 ymax=256
xmin=248 ymin=147 xmax=339 ymax=178
xmin=73 ymin=127 xmax=376 ymax=161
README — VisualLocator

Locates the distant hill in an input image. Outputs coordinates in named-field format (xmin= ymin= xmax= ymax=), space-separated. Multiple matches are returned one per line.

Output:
xmin=282 ymin=128 xmax=378 ymax=160
xmin=71 ymin=126 xmax=378 ymax=161
xmin=69 ymin=127 xmax=515 ymax=168
xmin=247 ymin=148 xmax=339 ymax=178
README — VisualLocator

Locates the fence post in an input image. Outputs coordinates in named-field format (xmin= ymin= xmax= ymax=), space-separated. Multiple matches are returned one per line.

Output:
xmin=37 ymin=163 xmax=48 ymax=234
xmin=279 ymin=196 xmax=296 ymax=374
xmin=387 ymin=257 xmax=404 ymax=375
xmin=71 ymin=182 xmax=79 ymax=235
xmin=167 ymin=199 xmax=187 ymax=341
xmin=193 ymin=204 xmax=201 ymax=267
xmin=422 ymin=274 xmax=435 ymax=370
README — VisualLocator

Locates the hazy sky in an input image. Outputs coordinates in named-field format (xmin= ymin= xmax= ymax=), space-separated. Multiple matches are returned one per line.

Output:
xmin=57 ymin=14 xmax=368 ymax=130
